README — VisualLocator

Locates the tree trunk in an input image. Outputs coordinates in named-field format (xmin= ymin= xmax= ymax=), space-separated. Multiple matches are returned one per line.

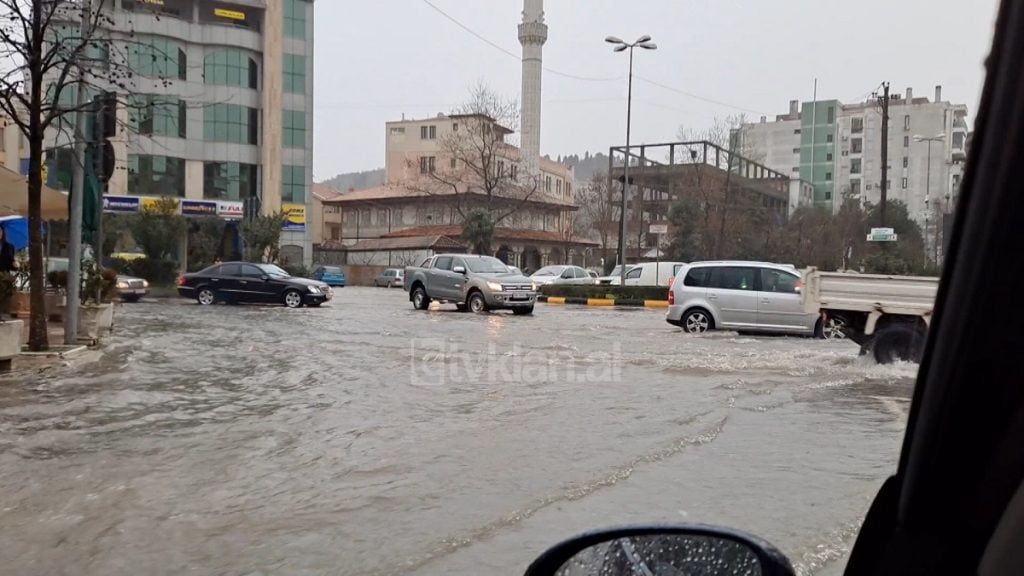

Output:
xmin=27 ymin=1 xmax=49 ymax=351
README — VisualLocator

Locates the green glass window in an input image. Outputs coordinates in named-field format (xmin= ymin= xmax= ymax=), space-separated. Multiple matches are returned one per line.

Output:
xmin=203 ymin=103 xmax=259 ymax=145
xmin=203 ymin=162 xmax=258 ymax=201
xmin=283 ymin=110 xmax=306 ymax=148
xmin=284 ymin=0 xmax=307 ymax=39
xmin=204 ymin=50 xmax=259 ymax=89
xmin=129 ymin=95 xmax=186 ymax=138
xmin=129 ymin=37 xmax=187 ymax=80
xmin=283 ymin=54 xmax=306 ymax=94
xmin=127 ymin=155 xmax=187 ymax=197
xmin=282 ymin=165 xmax=306 ymax=203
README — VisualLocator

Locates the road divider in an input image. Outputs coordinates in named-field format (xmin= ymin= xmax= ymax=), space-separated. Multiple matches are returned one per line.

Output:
xmin=538 ymin=295 xmax=670 ymax=308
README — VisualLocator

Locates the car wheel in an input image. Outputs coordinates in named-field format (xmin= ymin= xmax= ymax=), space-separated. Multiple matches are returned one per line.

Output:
xmin=818 ymin=316 xmax=847 ymax=340
xmin=682 ymin=309 xmax=712 ymax=334
xmin=283 ymin=289 xmax=304 ymax=309
xmin=512 ymin=306 xmax=534 ymax=315
xmin=467 ymin=291 xmax=487 ymax=313
xmin=873 ymin=324 xmax=925 ymax=364
xmin=197 ymin=287 xmax=215 ymax=306
xmin=412 ymin=286 xmax=430 ymax=310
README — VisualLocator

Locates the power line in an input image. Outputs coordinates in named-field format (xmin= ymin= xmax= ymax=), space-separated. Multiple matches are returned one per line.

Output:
xmin=633 ymin=75 xmax=766 ymax=115
xmin=419 ymin=0 xmax=620 ymax=82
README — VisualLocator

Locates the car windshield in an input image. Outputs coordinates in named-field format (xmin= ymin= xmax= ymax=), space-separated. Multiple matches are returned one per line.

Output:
xmin=7 ymin=2 xmax=997 ymax=575
xmin=257 ymin=264 xmax=291 ymax=278
xmin=464 ymin=256 xmax=509 ymax=274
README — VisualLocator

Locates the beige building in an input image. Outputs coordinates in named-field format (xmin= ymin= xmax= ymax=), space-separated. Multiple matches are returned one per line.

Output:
xmin=322 ymin=113 xmax=591 ymax=271
xmin=311 ymin=183 xmax=343 ymax=246
xmin=0 ymin=113 xmax=29 ymax=174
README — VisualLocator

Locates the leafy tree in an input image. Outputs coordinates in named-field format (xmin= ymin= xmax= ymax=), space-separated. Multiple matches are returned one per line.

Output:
xmin=127 ymin=197 xmax=187 ymax=261
xmin=241 ymin=212 xmax=288 ymax=263
xmin=664 ymin=196 xmax=703 ymax=262
xmin=187 ymin=217 xmax=226 ymax=270
xmin=461 ymin=209 xmax=495 ymax=255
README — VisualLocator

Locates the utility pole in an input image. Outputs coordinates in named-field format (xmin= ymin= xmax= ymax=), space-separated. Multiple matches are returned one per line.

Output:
xmin=64 ymin=0 xmax=93 ymax=344
xmin=877 ymin=82 xmax=890 ymax=227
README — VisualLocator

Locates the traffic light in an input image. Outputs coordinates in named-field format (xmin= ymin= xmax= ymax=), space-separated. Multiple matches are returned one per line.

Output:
xmin=91 ymin=92 xmax=116 ymax=184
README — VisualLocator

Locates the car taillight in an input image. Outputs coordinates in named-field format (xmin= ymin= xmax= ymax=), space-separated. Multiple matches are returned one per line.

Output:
xmin=177 ymin=276 xmax=186 ymax=286
xmin=668 ymin=287 xmax=675 ymax=305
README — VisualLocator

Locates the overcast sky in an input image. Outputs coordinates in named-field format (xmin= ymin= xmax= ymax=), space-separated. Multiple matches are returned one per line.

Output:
xmin=312 ymin=0 xmax=1000 ymax=181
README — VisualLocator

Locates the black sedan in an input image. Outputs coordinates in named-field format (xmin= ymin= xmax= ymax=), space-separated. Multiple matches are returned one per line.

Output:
xmin=177 ymin=262 xmax=332 ymax=308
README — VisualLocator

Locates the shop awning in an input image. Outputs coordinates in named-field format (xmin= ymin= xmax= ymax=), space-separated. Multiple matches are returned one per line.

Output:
xmin=0 ymin=165 xmax=69 ymax=220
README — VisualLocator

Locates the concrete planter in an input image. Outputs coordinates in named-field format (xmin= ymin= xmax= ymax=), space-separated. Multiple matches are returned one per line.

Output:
xmin=75 ymin=304 xmax=114 ymax=339
xmin=0 ymin=320 xmax=23 ymax=370
xmin=5 ymin=292 xmax=63 ymax=320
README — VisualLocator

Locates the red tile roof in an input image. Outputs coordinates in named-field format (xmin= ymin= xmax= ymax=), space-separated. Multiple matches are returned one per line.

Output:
xmin=382 ymin=225 xmax=596 ymax=246
xmin=323 ymin=184 xmax=576 ymax=208
xmin=312 ymin=183 xmax=343 ymax=201
xmin=346 ymin=235 xmax=466 ymax=252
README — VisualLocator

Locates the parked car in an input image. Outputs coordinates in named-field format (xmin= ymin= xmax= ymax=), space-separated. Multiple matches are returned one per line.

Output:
xmin=530 ymin=265 xmax=595 ymax=286
xmin=374 ymin=268 xmax=405 ymax=288
xmin=666 ymin=261 xmax=822 ymax=336
xmin=311 ymin=265 xmax=346 ymax=287
xmin=611 ymin=261 xmax=687 ymax=286
xmin=405 ymin=254 xmax=537 ymax=314
xmin=115 ymin=274 xmax=149 ymax=302
xmin=177 ymin=262 xmax=331 ymax=308
xmin=596 ymin=264 xmax=632 ymax=285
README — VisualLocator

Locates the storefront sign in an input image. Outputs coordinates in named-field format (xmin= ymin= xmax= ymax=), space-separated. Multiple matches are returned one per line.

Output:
xmin=103 ymin=195 xmax=140 ymax=213
xmin=216 ymin=201 xmax=244 ymax=219
xmin=181 ymin=200 xmax=218 ymax=217
xmin=214 ymin=8 xmax=245 ymax=21
xmin=140 ymin=196 xmax=179 ymax=212
xmin=282 ymin=203 xmax=306 ymax=231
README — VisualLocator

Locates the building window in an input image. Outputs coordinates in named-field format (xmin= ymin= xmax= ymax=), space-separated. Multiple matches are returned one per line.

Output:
xmin=419 ymin=156 xmax=436 ymax=174
xmin=825 ymin=190 xmax=832 ymax=200
xmin=826 ymin=153 xmax=833 ymax=161
xmin=497 ymin=159 xmax=505 ymax=177
xmin=851 ymin=138 xmax=863 ymax=154
xmin=511 ymin=164 xmax=518 ymax=180
xmin=827 ymin=106 xmax=835 ymax=124
xmin=903 ymin=135 xmax=910 ymax=147
xmin=127 ymin=155 xmax=186 ymax=197
xmin=792 ymin=147 xmax=800 ymax=154
xmin=826 ymin=134 xmax=833 ymax=143
xmin=903 ymin=157 xmax=909 ymax=168
xmin=284 ymin=0 xmax=306 ymax=39
xmin=282 ymin=165 xmax=306 ymax=203
xmin=825 ymin=172 xmax=832 ymax=181
xmin=420 ymin=126 xmax=428 ymax=139
xmin=429 ymin=125 xmax=436 ymax=139
xmin=450 ymin=158 xmax=457 ymax=170
xmin=901 ymin=177 xmax=908 ymax=189
xmin=851 ymin=117 xmax=864 ymax=134
xmin=793 ymin=129 xmax=801 ymax=134
xmin=283 ymin=109 xmax=306 ymax=148
xmin=556 ymin=179 xmax=562 ymax=195
xmin=129 ymin=95 xmax=186 ymax=138
xmin=204 ymin=50 xmax=258 ymax=89
xmin=545 ymin=175 xmax=552 ymax=192
xmin=283 ymin=53 xmax=306 ymax=94
xmin=203 ymin=162 xmax=258 ymax=201
xmin=453 ymin=122 xmax=459 ymax=132
xmin=203 ymin=103 xmax=259 ymax=145
xmin=850 ymin=179 xmax=861 ymax=196
xmin=851 ymin=158 xmax=862 ymax=174
xmin=904 ymin=114 xmax=911 ymax=130
xmin=390 ymin=127 xmax=405 ymax=137
xmin=129 ymin=37 xmax=186 ymax=80
xmin=887 ymin=180 xmax=891 ymax=190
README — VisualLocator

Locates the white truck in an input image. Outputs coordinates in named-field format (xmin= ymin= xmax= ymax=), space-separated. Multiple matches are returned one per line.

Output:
xmin=801 ymin=268 xmax=940 ymax=363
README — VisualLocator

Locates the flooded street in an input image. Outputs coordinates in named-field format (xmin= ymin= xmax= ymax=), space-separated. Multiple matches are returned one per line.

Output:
xmin=0 ymin=287 xmax=916 ymax=575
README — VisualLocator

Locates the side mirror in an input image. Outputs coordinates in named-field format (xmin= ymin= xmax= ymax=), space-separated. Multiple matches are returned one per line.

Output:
xmin=261 ymin=275 xmax=270 ymax=281
xmin=524 ymin=525 xmax=795 ymax=576
xmin=453 ymin=266 xmax=466 ymax=274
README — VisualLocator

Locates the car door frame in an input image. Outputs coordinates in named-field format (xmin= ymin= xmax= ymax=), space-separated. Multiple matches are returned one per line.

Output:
xmin=213 ymin=263 xmax=241 ymax=301
xmin=754 ymin=267 xmax=808 ymax=332
xmin=239 ymin=263 xmax=275 ymax=302
xmin=846 ymin=4 xmax=1024 ymax=572
xmin=706 ymin=265 xmax=759 ymax=328
xmin=429 ymin=256 xmax=457 ymax=301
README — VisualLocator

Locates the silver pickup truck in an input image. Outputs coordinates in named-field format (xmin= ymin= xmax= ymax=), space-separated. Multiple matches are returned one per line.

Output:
xmin=405 ymin=254 xmax=538 ymax=314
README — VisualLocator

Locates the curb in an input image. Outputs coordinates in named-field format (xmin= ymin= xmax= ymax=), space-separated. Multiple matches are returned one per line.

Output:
xmin=539 ymin=295 xmax=669 ymax=309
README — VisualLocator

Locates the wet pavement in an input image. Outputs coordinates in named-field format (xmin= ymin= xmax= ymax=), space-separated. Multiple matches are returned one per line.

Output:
xmin=0 ymin=287 xmax=917 ymax=575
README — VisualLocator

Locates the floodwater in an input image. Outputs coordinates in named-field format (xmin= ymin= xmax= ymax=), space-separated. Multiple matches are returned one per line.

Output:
xmin=0 ymin=288 xmax=917 ymax=575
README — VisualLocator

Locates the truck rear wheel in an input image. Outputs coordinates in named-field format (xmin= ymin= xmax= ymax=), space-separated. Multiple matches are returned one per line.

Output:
xmin=412 ymin=286 xmax=431 ymax=310
xmin=873 ymin=324 xmax=925 ymax=364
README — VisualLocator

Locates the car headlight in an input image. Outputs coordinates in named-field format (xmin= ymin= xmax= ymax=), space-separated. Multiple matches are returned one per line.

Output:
xmin=486 ymin=281 xmax=503 ymax=291
xmin=530 ymin=282 xmax=538 ymax=291
xmin=308 ymin=285 xmax=321 ymax=294
xmin=116 ymin=281 xmax=129 ymax=289
xmin=142 ymin=280 xmax=149 ymax=288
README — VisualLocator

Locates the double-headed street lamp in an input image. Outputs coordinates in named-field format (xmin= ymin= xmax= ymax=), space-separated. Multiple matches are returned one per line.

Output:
xmin=606 ymin=34 xmax=657 ymax=285
xmin=914 ymin=133 xmax=944 ymax=263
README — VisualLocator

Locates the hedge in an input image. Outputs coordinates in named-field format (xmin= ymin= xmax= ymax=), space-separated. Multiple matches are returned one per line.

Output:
xmin=539 ymin=284 xmax=670 ymax=301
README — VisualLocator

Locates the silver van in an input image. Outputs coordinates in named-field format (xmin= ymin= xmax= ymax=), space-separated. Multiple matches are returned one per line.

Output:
xmin=666 ymin=261 xmax=823 ymax=336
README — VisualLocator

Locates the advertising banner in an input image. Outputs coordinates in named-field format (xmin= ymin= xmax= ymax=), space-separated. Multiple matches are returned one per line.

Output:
xmin=216 ymin=201 xmax=244 ymax=220
xmin=102 ymin=195 xmax=140 ymax=213
xmin=282 ymin=203 xmax=306 ymax=231
xmin=181 ymin=200 xmax=218 ymax=217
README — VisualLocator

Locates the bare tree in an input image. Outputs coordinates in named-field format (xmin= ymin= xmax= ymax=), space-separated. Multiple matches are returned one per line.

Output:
xmin=576 ymin=172 xmax=617 ymax=268
xmin=406 ymin=83 xmax=543 ymax=253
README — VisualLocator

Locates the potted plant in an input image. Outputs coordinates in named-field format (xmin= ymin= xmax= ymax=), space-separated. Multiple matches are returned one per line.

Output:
xmin=73 ymin=259 xmax=116 ymax=340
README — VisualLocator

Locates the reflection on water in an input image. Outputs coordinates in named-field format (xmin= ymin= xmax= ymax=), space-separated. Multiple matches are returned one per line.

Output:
xmin=0 ymin=290 xmax=915 ymax=576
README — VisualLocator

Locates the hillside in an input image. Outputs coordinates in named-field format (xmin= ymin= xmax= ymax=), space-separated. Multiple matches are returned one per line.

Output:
xmin=319 ymin=168 xmax=385 ymax=192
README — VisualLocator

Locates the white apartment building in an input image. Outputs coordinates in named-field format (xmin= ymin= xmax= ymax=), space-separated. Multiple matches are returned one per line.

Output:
xmin=740 ymin=86 xmax=969 ymax=239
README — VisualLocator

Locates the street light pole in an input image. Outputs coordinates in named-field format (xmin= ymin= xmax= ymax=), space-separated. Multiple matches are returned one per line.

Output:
xmin=914 ymin=134 xmax=944 ymax=264
xmin=606 ymin=35 xmax=656 ymax=286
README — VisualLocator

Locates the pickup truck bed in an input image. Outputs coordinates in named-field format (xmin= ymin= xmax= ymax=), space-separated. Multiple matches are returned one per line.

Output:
xmin=802 ymin=268 xmax=940 ymax=363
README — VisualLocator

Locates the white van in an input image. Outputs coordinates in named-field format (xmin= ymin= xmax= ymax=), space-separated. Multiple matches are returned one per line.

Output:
xmin=610 ymin=261 xmax=686 ymax=286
